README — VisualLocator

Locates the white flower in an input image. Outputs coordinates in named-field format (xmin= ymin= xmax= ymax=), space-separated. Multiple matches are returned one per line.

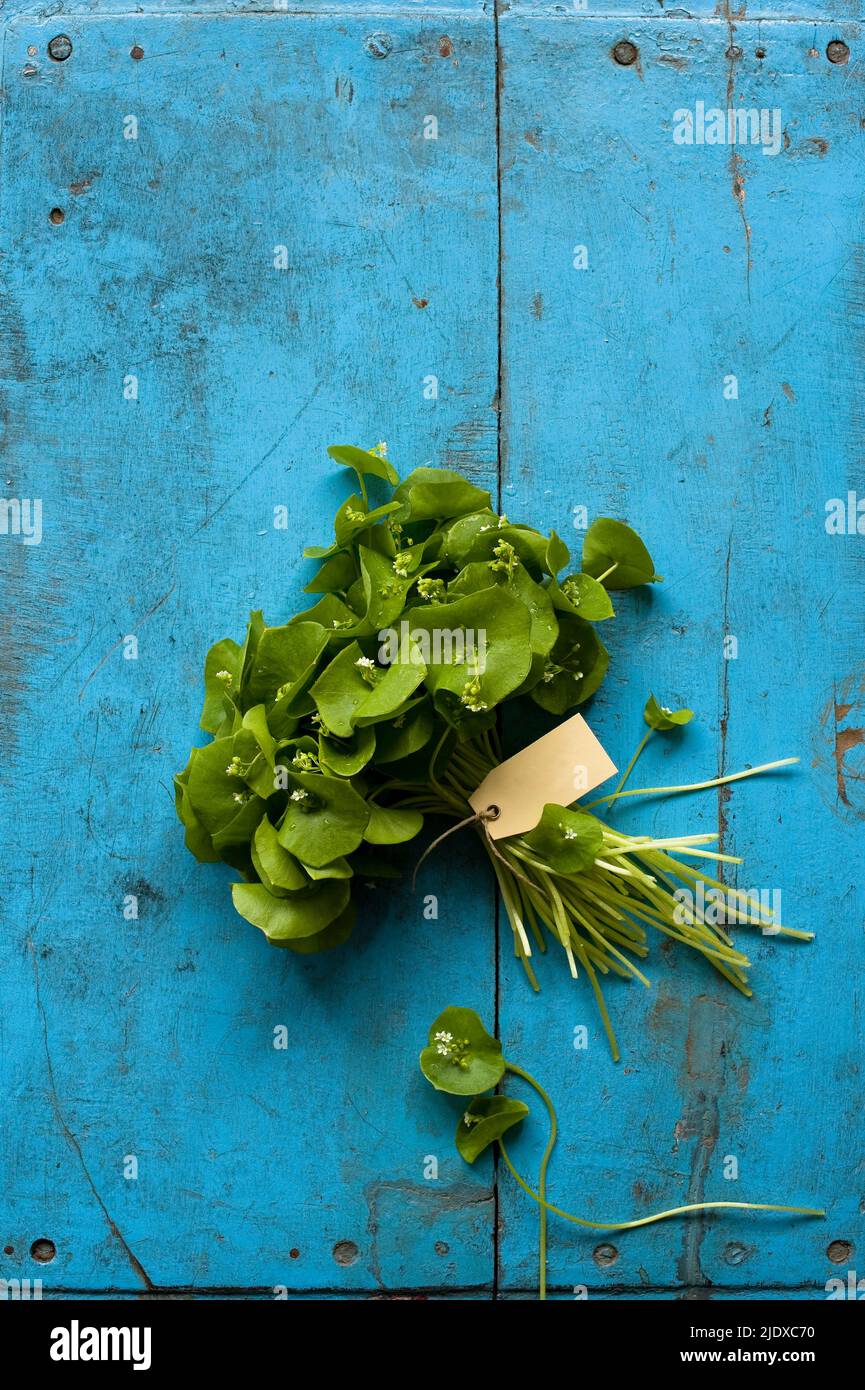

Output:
xmin=564 ymin=828 xmax=578 ymax=841
xmin=215 ymin=669 xmax=233 ymax=683
xmin=289 ymin=789 xmax=310 ymax=803
xmin=355 ymin=656 xmax=376 ymax=670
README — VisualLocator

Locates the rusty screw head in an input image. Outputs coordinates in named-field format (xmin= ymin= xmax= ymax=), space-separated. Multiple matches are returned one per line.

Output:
xmin=827 ymin=40 xmax=850 ymax=64
xmin=130 ymin=45 xmax=144 ymax=61
xmin=612 ymin=40 xmax=638 ymax=67
xmin=47 ymin=35 xmax=72 ymax=62
xmin=364 ymin=32 xmax=392 ymax=60
xmin=48 ymin=207 xmax=65 ymax=225
xmin=593 ymin=1242 xmax=619 ymax=1267
xmin=725 ymin=45 xmax=743 ymax=60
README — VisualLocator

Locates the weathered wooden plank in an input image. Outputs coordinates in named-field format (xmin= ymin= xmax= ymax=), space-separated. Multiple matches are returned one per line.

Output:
xmin=0 ymin=9 xmax=499 ymax=1292
xmin=496 ymin=13 xmax=864 ymax=1295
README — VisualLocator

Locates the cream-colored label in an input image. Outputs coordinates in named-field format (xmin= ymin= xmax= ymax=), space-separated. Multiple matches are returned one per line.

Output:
xmin=469 ymin=713 xmax=617 ymax=840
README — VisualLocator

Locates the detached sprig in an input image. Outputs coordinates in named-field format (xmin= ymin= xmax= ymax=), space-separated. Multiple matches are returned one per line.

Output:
xmin=420 ymin=1006 xmax=824 ymax=1301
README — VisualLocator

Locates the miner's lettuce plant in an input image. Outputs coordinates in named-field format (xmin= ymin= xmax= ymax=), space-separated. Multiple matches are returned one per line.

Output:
xmin=175 ymin=444 xmax=656 ymax=950
xmin=421 ymin=1007 xmax=824 ymax=1300
xmin=176 ymin=445 xmax=809 ymax=1056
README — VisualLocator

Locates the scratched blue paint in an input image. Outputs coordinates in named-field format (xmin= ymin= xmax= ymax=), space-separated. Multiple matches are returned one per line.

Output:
xmin=0 ymin=1 xmax=862 ymax=1300
xmin=0 ymin=7 xmax=498 ymax=1294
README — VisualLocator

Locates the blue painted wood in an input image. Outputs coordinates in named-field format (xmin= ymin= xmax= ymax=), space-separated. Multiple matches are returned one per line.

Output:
xmin=496 ymin=11 xmax=864 ymax=1296
xmin=1 ymin=1 xmax=862 ymax=1300
xmin=0 ymin=7 xmax=498 ymax=1293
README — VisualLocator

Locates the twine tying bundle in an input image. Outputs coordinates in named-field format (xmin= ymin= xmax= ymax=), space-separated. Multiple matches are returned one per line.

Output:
xmin=412 ymin=804 xmax=538 ymax=894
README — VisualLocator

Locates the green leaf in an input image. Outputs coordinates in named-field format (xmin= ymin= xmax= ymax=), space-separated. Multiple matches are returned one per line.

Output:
xmin=201 ymin=638 xmax=242 ymax=734
xmin=363 ymin=804 xmax=424 ymax=845
xmin=582 ymin=518 xmax=662 ymax=590
xmin=232 ymin=879 xmax=350 ymax=943
xmin=522 ymin=804 xmax=604 ymax=874
xmin=392 ymin=468 xmax=491 ymax=523
xmin=358 ymin=545 xmax=416 ymax=629
xmin=279 ymin=900 xmax=356 ymax=953
xmin=242 ymin=704 xmax=277 ymax=767
xmin=318 ymin=725 xmax=376 ymax=776
xmin=311 ymin=642 xmax=426 ymax=737
xmin=531 ymin=616 xmax=609 ymax=714
xmin=372 ymin=700 xmax=435 ymax=764
xmin=419 ymin=1006 xmax=505 ymax=1096
xmin=448 ymin=563 xmax=557 ymax=659
xmin=442 ymin=515 xmax=547 ymax=575
xmin=407 ymin=587 xmax=532 ymax=718
xmin=303 ymin=856 xmax=353 ymax=880
xmin=644 ymin=693 xmax=695 ymax=732
xmin=552 ymin=572 xmax=615 ymax=622
xmin=304 ymin=550 xmax=357 ymax=595
xmin=252 ymin=816 xmax=308 ymax=893
xmin=353 ymin=659 xmax=427 ymax=725
xmin=245 ymin=622 xmax=330 ymax=710
xmin=334 ymin=494 xmax=401 ymax=548
xmin=455 ymin=1097 xmax=529 ymax=1164
xmin=238 ymin=610 xmax=266 ymax=704
xmin=328 ymin=443 xmax=399 ymax=488
xmin=174 ymin=774 xmax=219 ymax=862
xmin=309 ymin=643 xmax=374 ymax=737
xmin=545 ymin=530 xmax=571 ymax=578
xmin=277 ymin=771 xmax=370 ymax=866
xmin=186 ymin=737 xmax=263 ymax=838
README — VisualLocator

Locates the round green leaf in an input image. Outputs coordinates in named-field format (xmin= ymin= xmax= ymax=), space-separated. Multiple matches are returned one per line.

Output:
xmin=277 ymin=771 xmax=369 ymax=867
xmin=552 ymin=572 xmax=615 ymax=622
xmin=582 ymin=517 xmax=662 ymax=590
xmin=407 ymin=587 xmax=532 ymax=714
xmin=644 ymin=693 xmax=695 ymax=732
xmin=545 ymin=529 xmax=571 ymax=577
xmin=319 ymin=725 xmax=376 ymax=776
xmin=327 ymin=443 xmax=399 ymax=487
xmin=456 ymin=1097 xmax=530 ymax=1164
xmin=280 ymin=900 xmax=356 ymax=954
xmin=531 ymin=617 xmax=609 ymax=714
xmin=419 ymin=1006 xmax=505 ymax=1096
xmin=363 ymin=804 xmax=424 ymax=845
xmin=392 ymin=468 xmax=491 ymax=522
xmin=252 ymin=816 xmax=308 ymax=892
xmin=522 ymin=804 xmax=604 ymax=874
xmin=231 ymin=878 xmax=350 ymax=942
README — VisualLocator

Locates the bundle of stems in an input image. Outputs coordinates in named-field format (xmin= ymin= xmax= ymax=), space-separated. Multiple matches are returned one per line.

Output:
xmin=394 ymin=728 xmax=810 ymax=1061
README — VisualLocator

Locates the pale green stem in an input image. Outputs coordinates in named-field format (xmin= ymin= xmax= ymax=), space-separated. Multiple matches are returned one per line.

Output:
xmin=583 ymin=758 xmax=799 ymax=812
xmin=505 ymin=1062 xmax=558 ymax=1301
xmin=497 ymin=1142 xmax=824 ymax=1231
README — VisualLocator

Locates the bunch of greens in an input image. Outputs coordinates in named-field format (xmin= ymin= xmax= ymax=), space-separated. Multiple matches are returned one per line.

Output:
xmin=421 ymin=1006 xmax=824 ymax=1300
xmin=176 ymin=446 xmax=809 ymax=1056
xmin=174 ymin=444 xmax=658 ymax=956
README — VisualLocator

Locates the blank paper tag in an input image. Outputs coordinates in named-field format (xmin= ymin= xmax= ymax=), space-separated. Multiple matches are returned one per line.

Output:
xmin=469 ymin=714 xmax=617 ymax=840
